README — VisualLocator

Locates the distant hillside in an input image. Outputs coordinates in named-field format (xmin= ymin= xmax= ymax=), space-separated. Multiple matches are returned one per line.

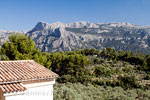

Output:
xmin=0 ymin=30 xmax=26 ymax=45
xmin=1 ymin=21 xmax=150 ymax=54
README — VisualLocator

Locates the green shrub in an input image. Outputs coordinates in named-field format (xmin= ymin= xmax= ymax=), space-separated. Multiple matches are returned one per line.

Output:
xmin=54 ymin=83 xmax=150 ymax=100
xmin=94 ymin=65 xmax=112 ymax=77
xmin=117 ymin=75 xmax=140 ymax=89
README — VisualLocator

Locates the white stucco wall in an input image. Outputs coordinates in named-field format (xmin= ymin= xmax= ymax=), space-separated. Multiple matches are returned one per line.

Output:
xmin=4 ymin=81 xmax=55 ymax=100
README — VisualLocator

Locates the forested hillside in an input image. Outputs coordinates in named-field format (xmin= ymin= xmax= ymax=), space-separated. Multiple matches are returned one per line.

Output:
xmin=1 ymin=34 xmax=150 ymax=99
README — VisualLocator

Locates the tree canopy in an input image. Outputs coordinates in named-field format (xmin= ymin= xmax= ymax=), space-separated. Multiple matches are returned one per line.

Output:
xmin=1 ymin=33 xmax=150 ymax=89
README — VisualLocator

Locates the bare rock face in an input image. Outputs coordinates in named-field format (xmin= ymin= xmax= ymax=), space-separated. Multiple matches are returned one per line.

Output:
xmin=1 ymin=21 xmax=150 ymax=54
xmin=27 ymin=21 xmax=81 ymax=52
xmin=25 ymin=21 xmax=150 ymax=54
xmin=68 ymin=21 xmax=99 ymax=28
xmin=0 ymin=30 xmax=26 ymax=46
xmin=32 ymin=21 xmax=51 ymax=31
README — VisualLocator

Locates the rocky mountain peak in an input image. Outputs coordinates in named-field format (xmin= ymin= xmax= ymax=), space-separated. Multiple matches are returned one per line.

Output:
xmin=69 ymin=21 xmax=99 ymax=28
xmin=50 ymin=22 xmax=67 ymax=29
xmin=107 ymin=22 xmax=141 ymax=28
xmin=31 ymin=21 xmax=51 ymax=32
xmin=1 ymin=21 xmax=150 ymax=53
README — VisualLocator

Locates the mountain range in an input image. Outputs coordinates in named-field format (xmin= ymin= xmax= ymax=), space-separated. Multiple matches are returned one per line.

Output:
xmin=1 ymin=21 xmax=150 ymax=54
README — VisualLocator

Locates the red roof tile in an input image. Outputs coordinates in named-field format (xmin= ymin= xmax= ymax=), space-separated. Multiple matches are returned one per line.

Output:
xmin=0 ymin=60 xmax=58 ymax=93
xmin=0 ymin=60 xmax=58 ymax=83
xmin=0 ymin=83 xmax=26 ymax=93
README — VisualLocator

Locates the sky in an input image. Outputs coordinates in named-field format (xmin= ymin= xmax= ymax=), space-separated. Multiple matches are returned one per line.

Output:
xmin=0 ymin=0 xmax=150 ymax=31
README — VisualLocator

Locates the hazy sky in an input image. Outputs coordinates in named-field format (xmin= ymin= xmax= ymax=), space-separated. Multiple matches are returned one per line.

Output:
xmin=0 ymin=0 xmax=150 ymax=31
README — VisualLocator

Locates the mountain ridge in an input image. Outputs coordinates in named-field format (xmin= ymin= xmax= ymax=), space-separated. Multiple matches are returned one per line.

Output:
xmin=1 ymin=21 xmax=150 ymax=54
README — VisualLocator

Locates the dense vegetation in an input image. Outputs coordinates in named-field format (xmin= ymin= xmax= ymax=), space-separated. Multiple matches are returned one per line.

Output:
xmin=54 ymin=83 xmax=150 ymax=100
xmin=1 ymin=34 xmax=150 ymax=99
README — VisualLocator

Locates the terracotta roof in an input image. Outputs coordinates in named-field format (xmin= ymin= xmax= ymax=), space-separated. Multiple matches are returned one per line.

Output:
xmin=0 ymin=60 xmax=58 ymax=83
xmin=0 ymin=83 xmax=26 ymax=93
xmin=0 ymin=60 xmax=58 ymax=93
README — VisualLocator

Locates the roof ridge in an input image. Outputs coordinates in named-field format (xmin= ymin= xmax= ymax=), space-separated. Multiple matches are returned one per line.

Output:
xmin=0 ymin=60 xmax=34 ymax=62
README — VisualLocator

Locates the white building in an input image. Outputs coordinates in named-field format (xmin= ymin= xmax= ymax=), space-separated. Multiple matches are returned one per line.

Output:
xmin=0 ymin=60 xmax=58 ymax=100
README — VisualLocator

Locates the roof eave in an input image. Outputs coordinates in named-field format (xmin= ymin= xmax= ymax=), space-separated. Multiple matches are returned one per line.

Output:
xmin=0 ymin=76 xmax=58 ymax=85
